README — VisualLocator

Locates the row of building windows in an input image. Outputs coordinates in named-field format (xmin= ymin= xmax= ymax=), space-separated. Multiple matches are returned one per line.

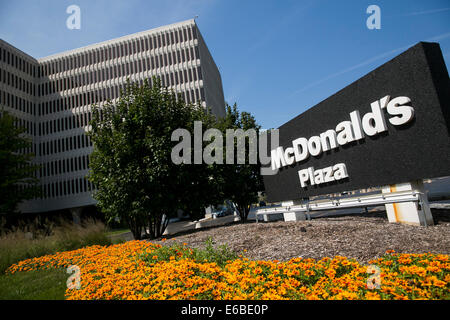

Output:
xmin=2 ymin=82 xmax=204 ymax=153
xmin=40 ymin=177 xmax=94 ymax=199
xmin=39 ymin=134 xmax=92 ymax=156
xmin=40 ymin=90 xmax=102 ymax=116
xmin=40 ymin=155 xmax=89 ymax=178
xmin=39 ymin=112 xmax=91 ymax=136
xmin=0 ymin=90 xmax=37 ymax=116
xmin=0 ymin=46 xmax=37 ymax=77
xmin=39 ymin=70 xmax=204 ymax=117
xmin=0 ymin=68 xmax=36 ymax=97
xmin=40 ymin=26 xmax=198 ymax=77
xmin=1 ymin=35 xmax=200 ymax=106
xmin=39 ymin=46 xmax=200 ymax=96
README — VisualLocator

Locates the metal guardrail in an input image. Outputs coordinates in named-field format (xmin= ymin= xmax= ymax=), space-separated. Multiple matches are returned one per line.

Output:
xmin=255 ymin=190 xmax=426 ymax=223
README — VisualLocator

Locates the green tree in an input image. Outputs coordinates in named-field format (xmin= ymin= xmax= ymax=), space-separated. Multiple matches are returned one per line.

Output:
xmin=88 ymin=79 xmax=219 ymax=239
xmin=215 ymin=103 xmax=264 ymax=222
xmin=175 ymin=122 xmax=223 ymax=222
xmin=0 ymin=111 xmax=41 ymax=214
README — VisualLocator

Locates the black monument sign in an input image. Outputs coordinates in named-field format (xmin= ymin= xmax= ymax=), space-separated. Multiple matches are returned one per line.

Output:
xmin=263 ymin=42 xmax=450 ymax=203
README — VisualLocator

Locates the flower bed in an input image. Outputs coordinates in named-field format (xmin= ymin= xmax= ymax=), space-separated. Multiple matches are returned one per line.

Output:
xmin=5 ymin=240 xmax=449 ymax=300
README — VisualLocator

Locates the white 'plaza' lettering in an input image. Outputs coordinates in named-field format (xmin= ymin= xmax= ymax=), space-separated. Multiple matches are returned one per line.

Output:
xmin=271 ymin=95 xmax=414 ymax=171
xmin=298 ymin=163 xmax=348 ymax=188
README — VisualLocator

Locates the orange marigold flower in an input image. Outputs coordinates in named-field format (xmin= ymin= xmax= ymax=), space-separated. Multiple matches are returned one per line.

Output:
xmin=5 ymin=241 xmax=448 ymax=301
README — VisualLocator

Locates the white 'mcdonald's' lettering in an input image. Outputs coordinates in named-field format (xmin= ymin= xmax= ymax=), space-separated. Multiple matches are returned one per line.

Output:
xmin=271 ymin=95 xmax=415 ymax=171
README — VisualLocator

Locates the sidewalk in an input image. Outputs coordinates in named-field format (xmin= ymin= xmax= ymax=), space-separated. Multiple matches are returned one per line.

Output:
xmin=107 ymin=214 xmax=241 ymax=242
xmin=163 ymin=214 xmax=240 ymax=236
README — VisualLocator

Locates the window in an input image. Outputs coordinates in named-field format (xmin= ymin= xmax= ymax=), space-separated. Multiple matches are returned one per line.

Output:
xmin=151 ymin=36 xmax=155 ymax=50
xmin=126 ymin=42 xmax=132 ymax=56
xmin=200 ymin=87 xmax=205 ymax=101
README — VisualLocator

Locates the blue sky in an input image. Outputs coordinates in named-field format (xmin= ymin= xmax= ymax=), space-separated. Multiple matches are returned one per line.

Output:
xmin=1 ymin=0 xmax=449 ymax=129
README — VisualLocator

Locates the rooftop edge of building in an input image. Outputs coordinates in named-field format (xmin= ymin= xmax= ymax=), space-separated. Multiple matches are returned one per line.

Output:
xmin=37 ymin=19 xmax=197 ymax=62
xmin=0 ymin=38 xmax=40 ymax=64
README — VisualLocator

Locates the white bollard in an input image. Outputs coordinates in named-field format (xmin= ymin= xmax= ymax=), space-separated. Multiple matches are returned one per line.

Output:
xmin=263 ymin=213 xmax=284 ymax=222
xmin=382 ymin=180 xmax=434 ymax=226
xmin=283 ymin=211 xmax=307 ymax=222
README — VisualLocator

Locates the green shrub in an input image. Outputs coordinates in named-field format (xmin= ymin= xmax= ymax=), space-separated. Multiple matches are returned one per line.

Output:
xmin=140 ymin=236 xmax=239 ymax=267
xmin=0 ymin=219 xmax=111 ymax=274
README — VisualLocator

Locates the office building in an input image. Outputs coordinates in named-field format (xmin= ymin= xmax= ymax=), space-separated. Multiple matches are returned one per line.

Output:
xmin=0 ymin=19 xmax=226 ymax=214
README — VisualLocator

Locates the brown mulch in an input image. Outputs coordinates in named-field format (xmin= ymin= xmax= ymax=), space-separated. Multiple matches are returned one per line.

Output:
xmin=151 ymin=209 xmax=450 ymax=263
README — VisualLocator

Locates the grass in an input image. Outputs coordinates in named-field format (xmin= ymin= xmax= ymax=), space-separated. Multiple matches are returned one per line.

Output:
xmin=105 ymin=228 xmax=130 ymax=236
xmin=0 ymin=269 xmax=67 ymax=300
xmin=0 ymin=219 xmax=112 ymax=274
xmin=0 ymin=219 xmax=113 ymax=300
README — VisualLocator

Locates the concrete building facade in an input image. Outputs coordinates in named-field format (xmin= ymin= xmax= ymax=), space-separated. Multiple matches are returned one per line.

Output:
xmin=0 ymin=19 xmax=226 ymax=214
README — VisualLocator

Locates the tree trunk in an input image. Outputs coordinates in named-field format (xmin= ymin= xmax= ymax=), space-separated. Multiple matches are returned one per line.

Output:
xmin=146 ymin=213 xmax=169 ymax=240
xmin=127 ymin=217 xmax=142 ymax=240
xmin=237 ymin=203 xmax=250 ymax=223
